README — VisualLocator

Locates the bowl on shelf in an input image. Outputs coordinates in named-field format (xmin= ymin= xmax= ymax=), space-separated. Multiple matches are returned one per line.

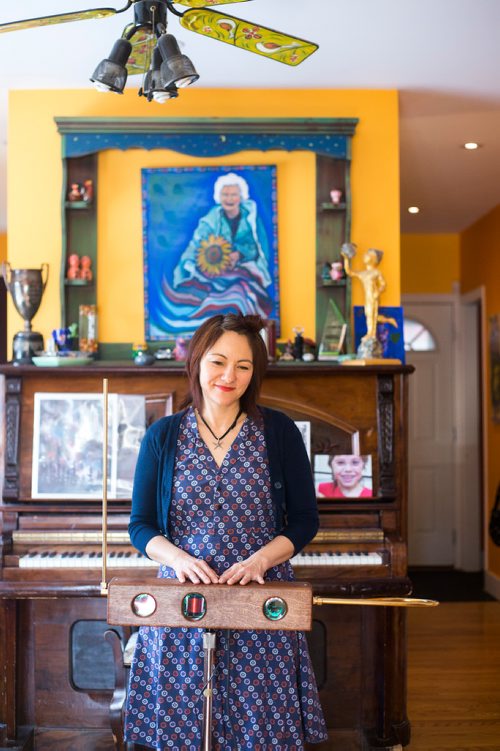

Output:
xmin=32 ymin=352 xmax=94 ymax=367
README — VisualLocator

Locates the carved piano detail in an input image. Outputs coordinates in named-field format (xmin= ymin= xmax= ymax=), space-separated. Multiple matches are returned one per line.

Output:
xmin=0 ymin=362 xmax=412 ymax=750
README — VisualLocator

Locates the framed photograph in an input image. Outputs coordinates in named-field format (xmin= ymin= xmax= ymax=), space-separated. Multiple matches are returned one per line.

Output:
xmin=294 ymin=421 xmax=311 ymax=460
xmin=32 ymin=393 xmax=147 ymax=499
xmin=314 ymin=453 xmax=373 ymax=499
xmin=353 ymin=305 xmax=405 ymax=363
xmin=142 ymin=165 xmax=280 ymax=339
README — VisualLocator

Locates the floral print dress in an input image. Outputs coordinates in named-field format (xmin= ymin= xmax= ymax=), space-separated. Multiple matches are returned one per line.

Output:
xmin=125 ymin=408 xmax=328 ymax=750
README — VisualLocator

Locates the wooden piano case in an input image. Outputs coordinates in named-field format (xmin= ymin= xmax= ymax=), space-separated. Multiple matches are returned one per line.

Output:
xmin=0 ymin=362 xmax=412 ymax=750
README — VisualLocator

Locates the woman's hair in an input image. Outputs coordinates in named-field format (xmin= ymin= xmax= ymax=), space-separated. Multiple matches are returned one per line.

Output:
xmin=181 ymin=313 xmax=268 ymax=415
xmin=213 ymin=172 xmax=249 ymax=203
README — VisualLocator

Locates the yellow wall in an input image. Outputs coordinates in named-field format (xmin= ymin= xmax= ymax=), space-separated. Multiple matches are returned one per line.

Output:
xmin=7 ymin=87 xmax=400 ymax=347
xmin=401 ymin=233 xmax=460 ymax=294
xmin=460 ymin=204 xmax=500 ymax=577
xmin=0 ymin=233 xmax=6 ymax=264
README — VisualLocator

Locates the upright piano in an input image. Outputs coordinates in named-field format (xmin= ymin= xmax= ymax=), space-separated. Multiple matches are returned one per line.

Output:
xmin=0 ymin=361 xmax=413 ymax=751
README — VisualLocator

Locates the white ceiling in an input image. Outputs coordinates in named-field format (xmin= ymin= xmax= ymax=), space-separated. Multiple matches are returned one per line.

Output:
xmin=1 ymin=0 xmax=499 ymax=234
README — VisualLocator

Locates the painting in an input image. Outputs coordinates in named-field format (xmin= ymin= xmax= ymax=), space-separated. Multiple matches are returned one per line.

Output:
xmin=314 ymin=453 xmax=373 ymax=499
xmin=142 ymin=165 xmax=280 ymax=339
xmin=490 ymin=314 xmax=500 ymax=423
xmin=353 ymin=305 xmax=405 ymax=363
xmin=32 ymin=393 xmax=146 ymax=499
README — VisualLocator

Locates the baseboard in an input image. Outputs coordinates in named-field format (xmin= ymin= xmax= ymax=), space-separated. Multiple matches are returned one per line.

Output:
xmin=484 ymin=570 xmax=500 ymax=600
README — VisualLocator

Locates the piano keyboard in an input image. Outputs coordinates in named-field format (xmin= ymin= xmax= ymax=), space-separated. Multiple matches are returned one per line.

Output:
xmin=18 ymin=550 xmax=383 ymax=569
xmin=19 ymin=551 xmax=159 ymax=569
xmin=290 ymin=551 xmax=383 ymax=566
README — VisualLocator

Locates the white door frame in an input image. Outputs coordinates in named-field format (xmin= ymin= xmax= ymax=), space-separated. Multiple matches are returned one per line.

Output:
xmin=402 ymin=288 xmax=485 ymax=571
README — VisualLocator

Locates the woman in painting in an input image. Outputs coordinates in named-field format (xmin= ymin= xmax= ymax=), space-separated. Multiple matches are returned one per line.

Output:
xmin=155 ymin=173 xmax=274 ymax=335
xmin=125 ymin=312 xmax=328 ymax=750
xmin=317 ymin=453 xmax=372 ymax=498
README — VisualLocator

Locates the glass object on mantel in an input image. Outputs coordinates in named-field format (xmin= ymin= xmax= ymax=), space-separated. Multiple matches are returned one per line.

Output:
xmin=79 ymin=304 xmax=98 ymax=354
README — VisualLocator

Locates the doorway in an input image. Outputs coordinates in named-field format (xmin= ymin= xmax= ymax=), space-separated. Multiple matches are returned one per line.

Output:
xmin=403 ymin=293 xmax=483 ymax=570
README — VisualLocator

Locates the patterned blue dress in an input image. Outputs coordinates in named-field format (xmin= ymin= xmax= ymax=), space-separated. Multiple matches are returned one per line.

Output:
xmin=125 ymin=408 xmax=328 ymax=750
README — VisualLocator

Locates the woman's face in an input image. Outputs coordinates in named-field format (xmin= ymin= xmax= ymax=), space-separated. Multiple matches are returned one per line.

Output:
xmin=331 ymin=454 xmax=364 ymax=489
xmin=198 ymin=330 xmax=254 ymax=411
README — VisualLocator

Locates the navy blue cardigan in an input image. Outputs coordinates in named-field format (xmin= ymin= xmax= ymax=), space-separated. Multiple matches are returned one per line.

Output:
xmin=129 ymin=406 xmax=319 ymax=558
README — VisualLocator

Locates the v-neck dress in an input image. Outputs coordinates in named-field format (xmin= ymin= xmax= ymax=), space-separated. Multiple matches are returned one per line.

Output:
xmin=125 ymin=408 xmax=328 ymax=750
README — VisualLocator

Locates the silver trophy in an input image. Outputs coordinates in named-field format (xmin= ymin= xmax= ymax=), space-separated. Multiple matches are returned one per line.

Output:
xmin=1 ymin=262 xmax=49 ymax=364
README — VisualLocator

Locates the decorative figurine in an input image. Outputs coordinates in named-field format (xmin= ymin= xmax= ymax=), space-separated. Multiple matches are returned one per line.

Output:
xmin=80 ymin=255 xmax=93 ymax=282
xmin=279 ymin=340 xmax=295 ymax=361
xmin=68 ymin=183 xmax=83 ymax=202
xmin=82 ymin=179 xmax=94 ymax=203
xmin=173 ymin=336 xmax=188 ymax=362
xmin=67 ymin=254 xmax=81 ymax=280
xmin=292 ymin=326 xmax=305 ymax=360
xmin=330 ymin=261 xmax=343 ymax=281
xmin=341 ymin=243 xmax=386 ymax=359
xmin=330 ymin=189 xmax=343 ymax=205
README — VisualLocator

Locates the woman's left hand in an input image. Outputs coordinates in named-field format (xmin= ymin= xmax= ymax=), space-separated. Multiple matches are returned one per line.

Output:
xmin=218 ymin=551 xmax=268 ymax=586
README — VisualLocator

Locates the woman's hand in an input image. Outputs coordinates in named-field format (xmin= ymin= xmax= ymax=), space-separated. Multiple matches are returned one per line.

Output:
xmin=218 ymin=551 xmax=268 ymax=586
xmin=169 ymin=549 xmax=219 ymax=585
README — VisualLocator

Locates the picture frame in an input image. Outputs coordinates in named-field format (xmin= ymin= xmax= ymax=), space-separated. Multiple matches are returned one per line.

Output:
xmin=294 ymin=421 xmax=311 ymax=460
xmin=142 ymin=165 xmax=280 ymax=339
xmin=353 ymin=305 xmax=405 ymax=363
xmin=314 ymin=453 xmax=373 ymax=499
xmin=31 ymin=393 xmax=155 ymax=499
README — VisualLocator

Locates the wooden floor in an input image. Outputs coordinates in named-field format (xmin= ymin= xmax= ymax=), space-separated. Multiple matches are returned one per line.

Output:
xmin=407 ymin=601 xmax=500 ymax=750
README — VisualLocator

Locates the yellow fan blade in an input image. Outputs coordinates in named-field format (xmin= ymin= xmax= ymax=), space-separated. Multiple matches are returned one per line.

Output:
xmin=126 ymin=28 xmax=155 ymax=75
xmin=180 ymin=9 xmax=318 ymax=66
xmin=175 ymin=0 xmax=252 ymax=6
xmin=0 ymin=9 xmax=118 ymax=34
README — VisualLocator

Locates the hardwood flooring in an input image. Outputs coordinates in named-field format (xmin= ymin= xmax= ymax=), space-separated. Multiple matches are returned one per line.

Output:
xmin=407 ymin=601 xmax=500 ymax=750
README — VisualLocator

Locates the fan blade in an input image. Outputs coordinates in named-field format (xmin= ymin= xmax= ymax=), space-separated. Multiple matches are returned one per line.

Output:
xmin=179 ymin=9 xmax=318 ymax=66
xmin=126 ymin=28 xmax=155 ymax=75
xmin=0 ymin=8 xmax=120 ymax=34
xmin=175 ymin=0 xmax=252 ymax=6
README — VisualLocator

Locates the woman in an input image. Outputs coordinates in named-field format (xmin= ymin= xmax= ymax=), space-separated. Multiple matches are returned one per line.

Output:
xmin=125 ymin=313 xmax=328 ymax=750
xmin=317 ymin=453 xmax=372 ymax=498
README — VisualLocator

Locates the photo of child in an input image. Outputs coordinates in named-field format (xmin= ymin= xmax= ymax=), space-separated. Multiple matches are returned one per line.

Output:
xmin=314 ymin=453 xmax=373 ymax=499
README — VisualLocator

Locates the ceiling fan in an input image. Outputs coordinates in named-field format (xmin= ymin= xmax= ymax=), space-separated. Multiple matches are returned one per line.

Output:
xmin=0 ymin=1 xmax=319 ymax=102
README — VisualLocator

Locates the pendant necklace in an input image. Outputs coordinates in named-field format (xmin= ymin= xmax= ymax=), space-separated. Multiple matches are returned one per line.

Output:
xmin=197 ymin=408 xmax=242 ymax=449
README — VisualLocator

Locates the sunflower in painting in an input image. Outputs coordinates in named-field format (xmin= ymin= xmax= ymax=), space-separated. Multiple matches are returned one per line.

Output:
xmin=196 ymin=234 xmax=233 ymax=277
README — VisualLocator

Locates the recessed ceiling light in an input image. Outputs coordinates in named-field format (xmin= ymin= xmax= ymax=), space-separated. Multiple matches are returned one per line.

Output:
xmin=408 ymin=206 xmax=420 ymax=214
xmin=463 ymin=142 xmax=481 ymax=150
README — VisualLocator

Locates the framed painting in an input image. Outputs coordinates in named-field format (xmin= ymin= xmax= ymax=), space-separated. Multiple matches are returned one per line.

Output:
xmin=353 ymin=305 xmax=406 ymax=363
xmin=142 ymin=165 xmax=280 ymax=339
xmin=31 ymin=393 xmax=147 ymax=499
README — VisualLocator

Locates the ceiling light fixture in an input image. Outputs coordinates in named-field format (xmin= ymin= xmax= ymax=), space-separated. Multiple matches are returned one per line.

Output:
xmin=90 ymin=38 xmax=133 ymax=94
xmin=463 ymin=142 xmax=481 ymax=150
xmin=408 ymin=206 xmax=420 ymax=214
xmin=140 ymin=46 xmax=179 ymax=103
xmin=157 ymin=33 xmax=199 ymax=89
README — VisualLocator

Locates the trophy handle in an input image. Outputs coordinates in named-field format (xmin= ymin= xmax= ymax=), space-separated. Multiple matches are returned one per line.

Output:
xmin=41 ymin=263 xmax=49 ymax=291
xmin=1 ymin=261 xmax=11 ymax=290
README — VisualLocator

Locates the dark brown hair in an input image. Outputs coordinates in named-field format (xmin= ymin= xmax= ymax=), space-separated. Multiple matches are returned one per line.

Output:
xmin=181 ymin=313 xmax=268 ymax=415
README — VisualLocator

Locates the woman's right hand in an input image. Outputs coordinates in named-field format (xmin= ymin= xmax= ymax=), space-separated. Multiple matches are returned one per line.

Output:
xmin=169 ymin=549 xmax=219 ymax=584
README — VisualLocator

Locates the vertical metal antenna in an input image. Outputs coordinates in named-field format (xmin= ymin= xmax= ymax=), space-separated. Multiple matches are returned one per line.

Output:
xmin=100 ymin=377 xmax=109 ymax=595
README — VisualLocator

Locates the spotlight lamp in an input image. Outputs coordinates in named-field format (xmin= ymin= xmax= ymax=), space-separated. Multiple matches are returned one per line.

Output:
xmin=90 ymin=38 xmax=132 ymax=94
xmin=157 ymin=33 xmax=200 ymax=89
xmin=140 ymin=46 xmax=179 ymax=103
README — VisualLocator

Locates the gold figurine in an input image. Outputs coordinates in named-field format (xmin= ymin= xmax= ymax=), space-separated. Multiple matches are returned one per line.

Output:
xmin=341 ymin=243 xmax=395 ymax=360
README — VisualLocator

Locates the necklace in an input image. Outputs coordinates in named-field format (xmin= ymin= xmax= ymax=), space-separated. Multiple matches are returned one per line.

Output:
xmin=197 ymin=408 xmax=242 ymax=449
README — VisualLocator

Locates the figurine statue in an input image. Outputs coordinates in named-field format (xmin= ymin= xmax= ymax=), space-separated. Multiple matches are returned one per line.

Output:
xmin=80 ymin=255 xmax=93 ymax=282
xmin=82 ymin=179 xmax=94 ymax=203
xmin=67 ymin=254 xmax=81 ymax=280
xmin=68 ymin=183 xmax=83 ymax=202
xmin=341 ymin=243 xmax=386 ymax=359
